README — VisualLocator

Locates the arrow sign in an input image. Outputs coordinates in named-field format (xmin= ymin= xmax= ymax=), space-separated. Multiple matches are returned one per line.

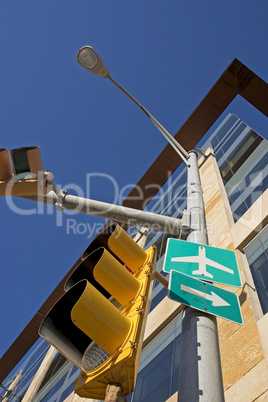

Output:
xmin=180 ymin=285 xmax=230 ymax=307
xmin=169 ymin=271 xmax=243 ymax=325
xmin=164 ymin=238 xmax=241 ymax=287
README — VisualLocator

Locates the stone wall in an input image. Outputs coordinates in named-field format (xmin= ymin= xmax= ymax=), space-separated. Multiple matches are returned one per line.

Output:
xmin=199 ymin=150 xmax=268 ymax=401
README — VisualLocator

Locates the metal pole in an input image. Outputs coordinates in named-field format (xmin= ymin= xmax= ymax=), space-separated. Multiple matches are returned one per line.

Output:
xmin=104 ymin=383 xmax=127 ymax=402
xmin=107 ymin=75 xmax=190 ymax=164
xmin=2 ymin=371 xmax=22 ymax=402
xmin=20 ymin=192 xmax=183 ymax=235
xmin=178 ymin=151 xmax=224 ymax=401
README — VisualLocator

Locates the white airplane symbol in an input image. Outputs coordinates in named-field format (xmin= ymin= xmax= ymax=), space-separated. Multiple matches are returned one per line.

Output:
xmin=171 ymin=246 xmax=234 ymax=279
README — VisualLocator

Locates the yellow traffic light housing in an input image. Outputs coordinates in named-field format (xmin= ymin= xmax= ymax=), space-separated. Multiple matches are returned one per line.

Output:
xmin=0 ymin=146 xmax=53 ymax=196
xmin=39 ymin=223 xmax=156 ymax=399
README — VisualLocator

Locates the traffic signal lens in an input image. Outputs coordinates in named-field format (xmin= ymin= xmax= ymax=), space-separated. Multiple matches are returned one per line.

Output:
xmin=108 ymin=224 xmax=147 ymax=272
xmin=93 ymin=248 xmax=140 ymax=307
xmin=71 ymin=280 xmax=131 ymax=355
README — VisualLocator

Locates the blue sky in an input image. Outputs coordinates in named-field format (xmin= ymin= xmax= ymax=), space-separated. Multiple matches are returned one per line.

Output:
xmin=0 ymin=0 xmax=267 ymax=367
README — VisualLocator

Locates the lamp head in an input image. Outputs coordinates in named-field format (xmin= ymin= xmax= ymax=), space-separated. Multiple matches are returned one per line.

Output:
xmin=77 ymin=46 xmax=109 ymax=78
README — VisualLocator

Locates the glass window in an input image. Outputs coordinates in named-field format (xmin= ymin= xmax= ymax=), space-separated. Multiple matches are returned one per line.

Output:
xmin=127 ymin=314 xmax=182 ymax=402
xmin=210 ymin=114 xmax=238 ymax=151
xmin=150 ymin=286 xmax=168 ymax=311
xmin=57 ymin=366 xmax=80 ymax=401
xmin=206 ymin=114 xmax=268 ymax=222
xmin=228 ymin=149 xmax=268 ymax=221
xmin=219 ymin=122 xmax=247 ymax=159
xmin=40 ymin=373 xmax=67 ymax=401
xmin=34 ymin=360 xmax=79 ymax=402
xmin=219 ymin=130 xmax=262 ymax=183
xmin=131 ymin=341 xmax=178 ymax=402
xmin=244 ymin=225 xmax=268 ymax=314
xmin=0 ymin=339 xmax=51 ymax=401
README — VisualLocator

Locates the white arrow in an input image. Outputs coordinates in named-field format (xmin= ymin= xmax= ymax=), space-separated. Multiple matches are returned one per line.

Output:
xmin=181 ymin=284 xmax=230 ymax=307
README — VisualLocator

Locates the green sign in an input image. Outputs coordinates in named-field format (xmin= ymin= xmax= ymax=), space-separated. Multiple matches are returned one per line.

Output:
xmin=164 ymin=239 xmax=241 ymax=287
xmin=169 ymin=271 xmax=243 ymax=324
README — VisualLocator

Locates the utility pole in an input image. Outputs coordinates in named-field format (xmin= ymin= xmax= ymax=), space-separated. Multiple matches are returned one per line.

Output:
xmin=178 ymin=151 xmax=224 ymax=401
xmin=75 ymin=47 xmax=225 ymax=401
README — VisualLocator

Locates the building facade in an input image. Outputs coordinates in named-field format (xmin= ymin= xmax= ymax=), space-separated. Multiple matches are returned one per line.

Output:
xmin=1 ymin=113 xmax=267 ymax=402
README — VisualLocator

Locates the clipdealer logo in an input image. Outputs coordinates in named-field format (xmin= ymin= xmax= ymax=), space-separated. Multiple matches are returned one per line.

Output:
xmin=5 ymin=169 xmax=263 ymax=238
xmin=4 ymin=171 xmax=181 ymax=237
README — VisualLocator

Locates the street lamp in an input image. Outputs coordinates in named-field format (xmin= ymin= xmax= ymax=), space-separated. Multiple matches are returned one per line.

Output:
xmin=76 ymin=46 xmax=109 ymax=78
xmin=77 ymin=46 xmax=189 ymax=165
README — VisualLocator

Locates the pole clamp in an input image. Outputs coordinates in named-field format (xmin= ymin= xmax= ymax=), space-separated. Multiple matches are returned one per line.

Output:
xmin=55 ymin=189 xmax=67 ymax=211
xmin=179 ymin=209 xmax=191 ymax=239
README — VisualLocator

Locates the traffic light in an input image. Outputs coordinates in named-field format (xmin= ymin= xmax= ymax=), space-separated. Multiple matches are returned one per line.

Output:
xmin=39 ymin=222 xmax=156 ymax=400
xmin=0 ymin=146 xmax=53 ymax=196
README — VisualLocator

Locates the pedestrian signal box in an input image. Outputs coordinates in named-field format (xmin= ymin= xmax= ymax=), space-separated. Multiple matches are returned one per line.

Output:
xmin=39 ymin=223 xmax=156 ymax=400
xmin=0 ymin=146 xmax=52 ymax=196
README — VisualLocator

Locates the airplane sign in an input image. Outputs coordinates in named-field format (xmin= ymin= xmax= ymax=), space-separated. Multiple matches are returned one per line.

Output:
xmin=163 ymin=239 xmax=241 ymax=287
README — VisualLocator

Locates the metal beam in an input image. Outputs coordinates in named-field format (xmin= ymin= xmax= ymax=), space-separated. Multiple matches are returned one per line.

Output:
xmin=21 ymin=191 xmax=182 ymax=235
